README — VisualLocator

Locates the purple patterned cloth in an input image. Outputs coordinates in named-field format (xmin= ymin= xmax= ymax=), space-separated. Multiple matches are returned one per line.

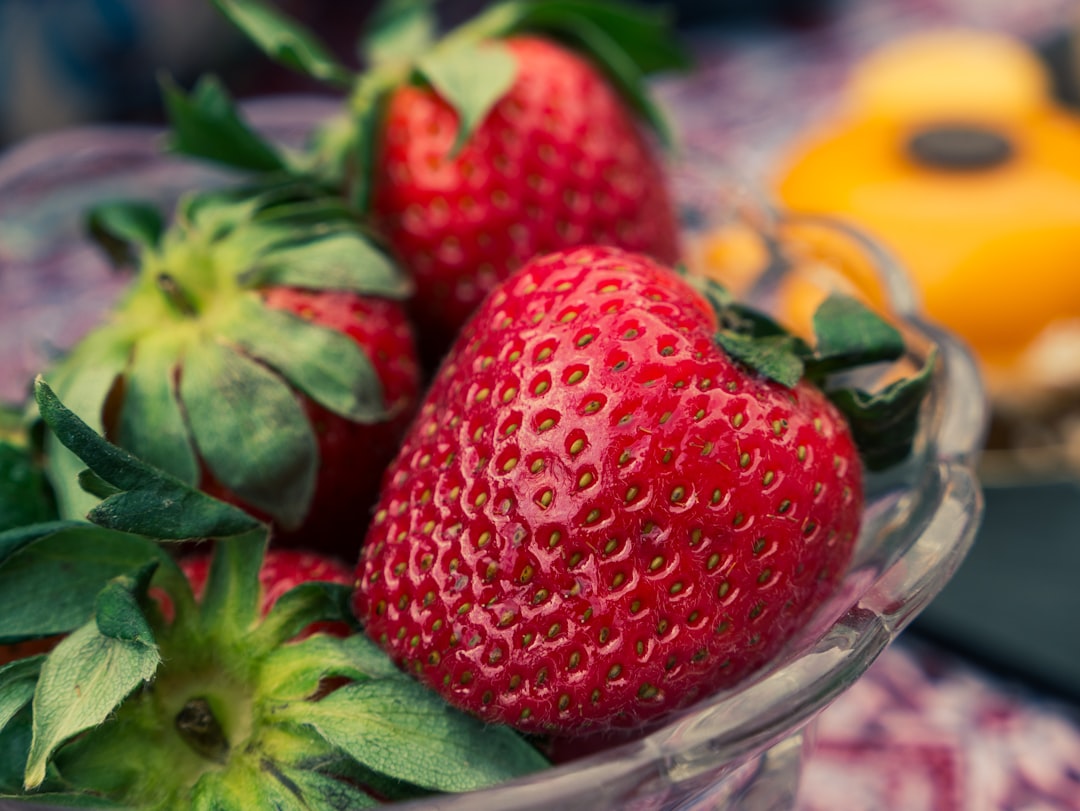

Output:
xmin=800 ymin=642 xmax=1080 ymax=810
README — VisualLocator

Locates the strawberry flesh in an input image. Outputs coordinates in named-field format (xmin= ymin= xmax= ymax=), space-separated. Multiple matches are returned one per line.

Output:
xmin=354 ymin=246 xmax=863 ymax=735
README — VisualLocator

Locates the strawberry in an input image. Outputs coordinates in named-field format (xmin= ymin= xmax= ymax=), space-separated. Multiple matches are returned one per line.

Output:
xmin=43 ymin=182 xmax=421 ymax=554
xmin=0 ymin=380 xmax=547 ymax=806
xmin=370 ymin=33 xmax=681 ymax=349
xmin=353 ymin=245 xmax=931 ymax=735
xmin=169 ymin=0 xmax=689 ymax=355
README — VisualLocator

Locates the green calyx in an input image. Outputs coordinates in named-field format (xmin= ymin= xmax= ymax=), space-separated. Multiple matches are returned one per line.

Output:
xmin=690 ymin=275 xmax=935 ymax=472
xmin=0 ymin=381 xmax=549 ymax=809
xmin=182 ymin=0 xmax=689 ymax=212
xmin=44 ymin=182 xmax=411 ymax=530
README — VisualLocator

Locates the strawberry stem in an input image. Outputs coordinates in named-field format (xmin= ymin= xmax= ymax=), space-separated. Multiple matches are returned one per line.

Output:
xmin=156 ymin=273 xmax=198 ymax=317
xmin=175 ymin=697 xmax=230 ymax=764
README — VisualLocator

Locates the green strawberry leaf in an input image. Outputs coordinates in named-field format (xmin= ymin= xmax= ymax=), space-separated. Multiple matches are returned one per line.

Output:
xmin=0 ymin=657 xmax=42 ymax=735
xmin=116 ymin=331 xmax=199 ymax=486
xmin=0 ymin=440 xmax=56 ymax=532
xmin=76 ymin=470 xmax=121 ymax=500
xmin=807 ymin=294 xmax=905 ymax=379
xmin=267 ymin=728 xmax=431 ymax=805
xmin=161 ymin=74 xmax=289 ymax=173
xmin=24 ymin=571 xmax=161 ymax=790
xmin=86 ymin=200 xmax=164 ymax=267
xmin=693 ymin=283 xmax=933 ymax=471
xmin=35 ymin=378 xmax=261 ymax=541
xmin=190 ymin=755 xmax=374 ymax=811
xmin=340 ymin=72 xmax=396 ymax=212
xmin=94 ymin=561 xmax=158 ymax=644
xmin=43 ymin=330 xmax=134 ymax=522
xmin=270 ymin=679 xmax=548 ymax=793
xmin=210 ymin=0 xmax=353 ymax=86
xmin=221 ymin=297 xmax=387 ymax=425
xmin=179 ymin=339 xmax=316 ymax=529
xmin=196 ymin=530 xmax=266 ymax=645
xmin=244 ymin=220 xmax=413 ymax=300
xmin=305 ymin=112 xmax=364 ymax=196
xmin=0 ymin=526 xmax=162 ymax=641
xmin=0 ymin=521 xmax=82 ymax=569
xmin=0 ymin=705 xmax=34 ymax=793
xmin=275 ymin=761 xmax=382 ymax=809
xmin=534 ymin=0 xmax=689 ymax=74
xmin=361 ymin=0 xmax=437 ymax=67
xmin=0 ymin=793 xmax=123 ymax=808
xmin=827 ymin=349 xmax=937 ymax=472
xmin=249 ymin=581 xmax=356 ymax=652
xmin=716 ymin=331 xmax=806 ymax=389
xmin=416 ymin=39 xmax=518 ymax=154
xmin=250 ymin=196 xmax=355 ymax=230
xmin=257 ymin=634 xmax=407 ymax=700
xmin=178 ymin=184 xmax=263 ymax=237
xmin=531 ymin=8 xmax=674 ymax=147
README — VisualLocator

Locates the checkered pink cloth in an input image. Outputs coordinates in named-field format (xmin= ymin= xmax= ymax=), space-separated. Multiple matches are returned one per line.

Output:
xmin=800 ymin=640 xmax=1080 ymax=810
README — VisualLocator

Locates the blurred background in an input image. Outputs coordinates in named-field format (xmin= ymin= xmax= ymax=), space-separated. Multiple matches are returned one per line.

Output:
xmin=0 ymin=0 xmax=835 ymax=148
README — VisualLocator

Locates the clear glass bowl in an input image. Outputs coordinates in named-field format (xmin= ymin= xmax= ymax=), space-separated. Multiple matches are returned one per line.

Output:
xmin=0 ymin=100 xmax=986 ymax=811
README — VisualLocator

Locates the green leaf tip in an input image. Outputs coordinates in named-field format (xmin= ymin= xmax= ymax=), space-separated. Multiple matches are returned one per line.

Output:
xmin=692 ymin=280 xmax=934 ymax=471
xmin=361 ymin=0 xmax=438 ymax=67
xmin=807 ymin=293 xmax=905 ymax=378
xmin=94 ymin=562 xmax=159 ymax=645
xmin=416 ymin=39 xmax=518 ymax=155
xmin=160 ymin=73 xmax=289 ymax=174
xmin=827 ymin=348 xmax=938 ymax=472
xmin=210 ymin=0 xmax=353 ymax=86
xmin=33 ymin=377 xmax=263 ymax=541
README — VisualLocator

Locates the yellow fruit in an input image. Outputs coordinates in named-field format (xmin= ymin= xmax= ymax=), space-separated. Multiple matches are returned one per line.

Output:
xmin=771 ymin=29 xmax=1080 ymax=373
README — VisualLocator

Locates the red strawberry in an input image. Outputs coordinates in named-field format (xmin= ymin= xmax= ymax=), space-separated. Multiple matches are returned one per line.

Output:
xmin=372 ymin=35 xmax=681 ymax=349
xmin=354 ymin=245 xmax=927 ymax=735
xmin=45 ymin=184 xmax=421 ymax=555
xmin=0 ymin=636 xmax=63 ymax=667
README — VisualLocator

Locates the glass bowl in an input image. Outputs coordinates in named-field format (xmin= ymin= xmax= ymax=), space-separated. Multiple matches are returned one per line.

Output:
xmin=0 ymin=99 xmax=986 ymax=811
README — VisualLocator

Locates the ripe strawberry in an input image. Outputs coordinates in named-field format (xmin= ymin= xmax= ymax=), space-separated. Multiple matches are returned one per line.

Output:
xmin=44 ymin=183 xmax=421 ymax=554
xmin=1 ymin=381 xmax=548 ymax=806
xmin=354 ymin=245 xmax=929 ymax=735
xmin=371 ymin=34 xmax=681 ymax=348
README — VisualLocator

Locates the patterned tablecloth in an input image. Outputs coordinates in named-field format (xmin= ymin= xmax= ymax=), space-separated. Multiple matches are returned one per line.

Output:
xmin=658 ymin=1 xmax=1080 ymax=809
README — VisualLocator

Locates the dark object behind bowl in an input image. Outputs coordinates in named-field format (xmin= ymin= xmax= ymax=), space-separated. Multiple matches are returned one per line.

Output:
xmin=912 ymin=480 xmax=1080 ymax=707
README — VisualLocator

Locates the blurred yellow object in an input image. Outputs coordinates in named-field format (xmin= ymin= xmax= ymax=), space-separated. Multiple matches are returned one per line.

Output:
xmin=770 ymin=29 xmax=1080 ymax=384
xmin=691 ymin=218 xmax=892 ymax=340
